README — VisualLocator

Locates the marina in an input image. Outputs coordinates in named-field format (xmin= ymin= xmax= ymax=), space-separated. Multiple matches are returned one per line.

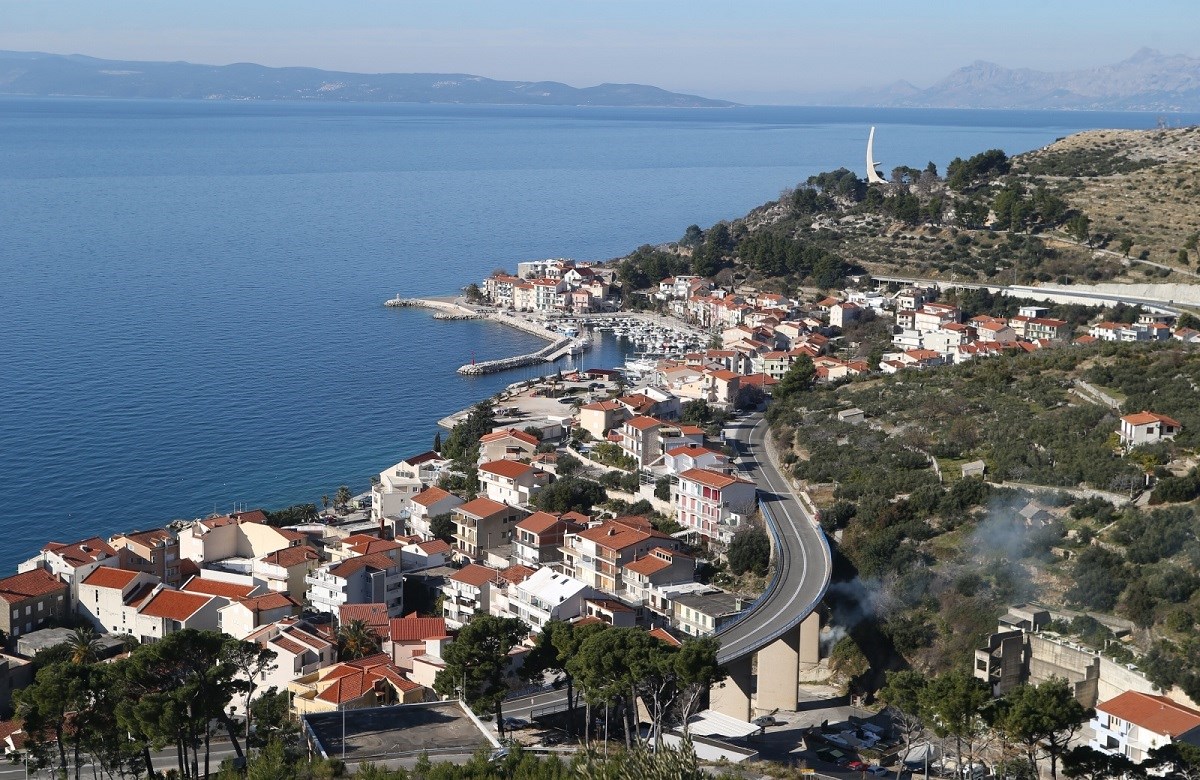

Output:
xmin=577 ymin=314 xmax=711 ymax=356
xmin=386 ymin=296 xmax=593 ymax=375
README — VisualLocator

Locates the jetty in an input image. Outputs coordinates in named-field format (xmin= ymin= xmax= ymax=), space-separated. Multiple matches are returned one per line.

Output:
xmin=384 ymin=296 xmax=482 ymax=319
xmin=385 ymin=296 xmax=590 ymax=375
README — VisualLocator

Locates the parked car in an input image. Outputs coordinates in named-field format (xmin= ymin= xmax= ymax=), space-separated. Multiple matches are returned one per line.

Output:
xmin=867 ymin=766 xmax=890 ymax=776
xmin=752 ymin=715 xmax=785 ymax=727
xmin=848 ymin=760 xmax=869 ymax=771
xmin=495 ymin=716 xmax=528 ymax=731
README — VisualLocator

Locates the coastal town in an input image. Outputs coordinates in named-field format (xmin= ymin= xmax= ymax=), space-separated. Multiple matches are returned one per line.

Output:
xmin=4 ymin=248 xmax=1200 ymax=779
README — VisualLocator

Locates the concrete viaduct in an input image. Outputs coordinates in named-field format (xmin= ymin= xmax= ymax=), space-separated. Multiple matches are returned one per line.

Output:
xmin=708 ymin=414 xmax=833 ymax=720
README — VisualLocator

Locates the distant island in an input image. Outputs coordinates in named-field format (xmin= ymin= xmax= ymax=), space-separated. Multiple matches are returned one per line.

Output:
xmin=835 ymin=48 xmax=1200 ymax=112
xmin=0 ymin=50 xmax=736 ymax=108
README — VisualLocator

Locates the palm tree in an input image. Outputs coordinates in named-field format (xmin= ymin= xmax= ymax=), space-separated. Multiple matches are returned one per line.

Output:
xmin=336 ymin=619 xmax=380 ymax=660
xmin=66 ymin=626 xmax=102 ymax=664
xmin=335 ymin=485 xmax=352 ymax=513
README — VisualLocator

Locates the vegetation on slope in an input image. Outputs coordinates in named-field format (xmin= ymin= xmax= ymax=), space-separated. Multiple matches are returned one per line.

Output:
xmin=612 ymin=126 xmax=1200 ymax=298
xmin=767 ymin=343 xmax=1200 ymax=689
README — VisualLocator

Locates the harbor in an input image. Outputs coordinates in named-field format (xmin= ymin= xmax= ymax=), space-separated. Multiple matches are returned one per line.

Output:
xmin=385 ymin=296 xmax=592 ymax=375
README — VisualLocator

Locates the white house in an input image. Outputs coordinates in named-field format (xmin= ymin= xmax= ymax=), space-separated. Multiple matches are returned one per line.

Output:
xmin=305 ymin=553 xmax=404 ymax=618
xmin=76 ymin=566 xmax=160 ymax=635
xmin=674 ymin=468 xmax=758 ymax=544
xmin=664 ymin=444 xmax=729 ymax=475
xmin=1089 ymin=691 xmax=1200 ymax=763
xmin=503 ymin=567 xmax=601 ymax=630
xmin=178 ymin=512 xmax=305 ymax=568
xmin=216 ymin=591 xmax=300 ymax=639
xmin=238 ymin=618 xmax=336 ymax=716
xmin=373 ymin=452 xmax=448 ymax=522
xmin=442 ymin=564 xmax=501 ymax=629
xmin=478 ymin=460 xmax=550 ymax=506
xmin=1119 ymin=411 xmax=1182 ymax=448
xmin=406 ymin=486 xmax=465 ymax=540
xmin=133 ymin=588 xmax=223 ymax=643
xmin=19 ymin=537 xmax=120 ymax=605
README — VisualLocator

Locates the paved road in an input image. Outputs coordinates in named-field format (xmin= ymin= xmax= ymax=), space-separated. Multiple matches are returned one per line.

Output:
xmin=1 ymin=743 xmax=242 ymax=780
xmin=871 ymin=273 xmax=1197 ymax=314
xmin=714 ymin=414 xmax=832 ymax=665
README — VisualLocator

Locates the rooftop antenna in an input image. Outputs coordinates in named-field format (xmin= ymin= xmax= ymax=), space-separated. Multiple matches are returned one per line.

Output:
xmin=866 ymin=126 xmax=888 ymax=185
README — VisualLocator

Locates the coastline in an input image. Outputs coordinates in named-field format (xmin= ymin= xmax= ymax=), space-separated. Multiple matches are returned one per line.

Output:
xmin=386 ymin=295 xmax=583 ymax=374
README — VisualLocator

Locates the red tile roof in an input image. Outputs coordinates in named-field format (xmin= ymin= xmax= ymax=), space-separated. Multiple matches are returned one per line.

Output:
xmin=624 ymin=416 xmax=663 ymax=431
xmin=412 ymin=486 xmax=457 ymax=508
xmin=112 ymin=528 xmax=175 ymax=548
xmin=666 ymin=444 xmax=724 ymax=459
xmin=587 ymin=598 xmax=634 ymax=613
xmin=678 ymin=468 xmax=754 ymax=489
xmin=648 ymin=627 xmax=682 ymax=647
xmin=389 ymin=616 xmax=448 ymax=643
xmin=272 ymin=635 xmax=307 ymax=656
xmin=575 ymin=518 xmax=671 ymax=552
xmin=456 ymin=497 xmax=511 ymax=518
xmin=339 ymin=604 xmax=390 ymax=636
xmin=479 ymin=459 xmax=537 ymax=479
xmin=315 ymin=654 xmax=421 ymax=704
xmin=260 ymin=545 xmax=321 ymax=568
xmin=1122 ymin=411 xmax=1182 ymax=427
xmin=42 ymin=537 xmax=117 ymax=566
xmin=81 ymin=566 xmax=141 ymax=590
xmin=348 ymin=537 xmax=406 ymax=556
xmin=181 ymin=577 xmax=259 ymax=600
xmin=403 ymin=450 xmax=444 ymax=466
xmin=581 ymin=400 xmax=624 ymax=412
xmin=0 ymin=569 xmax=67 ymax=603
xmin=415 ymin=539 xmax=452 ymax=555
xmin=328 ymin=553 xmax=398 ymax=578
xmin=624 ymin=555 xmax=672 ymax=576
xmin=139 ymin=589 xmax=213 ymax=621
xmin=515 ymin=511 xmax=563 ymax=535
xmin=237 ymin=592 xmax=298 ymax=613
xmin=450 ymin=564 xmax=502 ymax=588
xmin=1098 ymin=691 xmax=1200 ymax=737
xmin=200 ymin=510 xmax=267 ymax=528
xmin=499 ymin=564 xmax=536 ymax=584
xmin=480 ymin=428 xmax=540 ymax=446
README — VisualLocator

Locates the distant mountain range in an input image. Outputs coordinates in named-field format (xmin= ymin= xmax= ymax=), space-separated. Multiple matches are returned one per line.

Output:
xmin=839 ymin=49 xmax=1200 ymax=112
xmin=0 ymin=50 xmax=735 ymax=108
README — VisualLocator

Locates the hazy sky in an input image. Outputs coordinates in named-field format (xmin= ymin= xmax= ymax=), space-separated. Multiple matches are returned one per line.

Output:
xmin=2 ymin=1 xmax=1196 ymax=102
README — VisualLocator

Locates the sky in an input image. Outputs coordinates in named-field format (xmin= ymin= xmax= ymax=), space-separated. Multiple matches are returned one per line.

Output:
xmin=2 ymin=1 xmax=1197 ymax=103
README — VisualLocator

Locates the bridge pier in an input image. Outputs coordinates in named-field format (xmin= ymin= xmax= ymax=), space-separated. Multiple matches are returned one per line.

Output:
xmin=712 ymin=611 xmax=824 ymax=718
xmin=710 ymin=654 xmax=753 ymax=722
xmin=757 ymin=627 xmax=800 ymax=712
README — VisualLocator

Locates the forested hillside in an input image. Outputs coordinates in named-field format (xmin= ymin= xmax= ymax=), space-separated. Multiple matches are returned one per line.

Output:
xmin=767 ymin=342 xmax=1200 ymax=692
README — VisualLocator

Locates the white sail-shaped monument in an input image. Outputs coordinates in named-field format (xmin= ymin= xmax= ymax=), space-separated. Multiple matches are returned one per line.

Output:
xmin=866 ymin=126 xmax=887 ymax=185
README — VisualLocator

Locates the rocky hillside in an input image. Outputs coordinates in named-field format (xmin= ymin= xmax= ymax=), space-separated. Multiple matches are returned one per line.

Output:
xmin=1015 ymin=125 xmax=1200 ymax=271
xmin=0 ymin=50 xmax=735 ymax=108
xmin=844 ymin=48 xmax=1200 ymax=111
xmin=616 ymin=124 xmax=1200 ymax=294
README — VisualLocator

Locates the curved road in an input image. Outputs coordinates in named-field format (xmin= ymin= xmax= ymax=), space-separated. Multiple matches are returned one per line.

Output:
xmin=714 ymin=414 xmax=832 ymax=665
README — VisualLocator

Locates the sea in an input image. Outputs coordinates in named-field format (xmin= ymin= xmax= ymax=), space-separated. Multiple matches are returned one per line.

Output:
xmin=2 ymin=98 xmax=1196 ymax=572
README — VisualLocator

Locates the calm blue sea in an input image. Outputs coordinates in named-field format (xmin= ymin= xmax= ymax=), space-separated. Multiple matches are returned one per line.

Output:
xmin=2 ymin=99 xmax=1195 ymax=571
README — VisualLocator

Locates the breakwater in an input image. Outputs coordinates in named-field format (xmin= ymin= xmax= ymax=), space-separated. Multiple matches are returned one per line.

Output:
xmin=386 ymin=297 xmax=589 ymax=376
xmin=457 ymin=313 xmax=585 ymax=375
